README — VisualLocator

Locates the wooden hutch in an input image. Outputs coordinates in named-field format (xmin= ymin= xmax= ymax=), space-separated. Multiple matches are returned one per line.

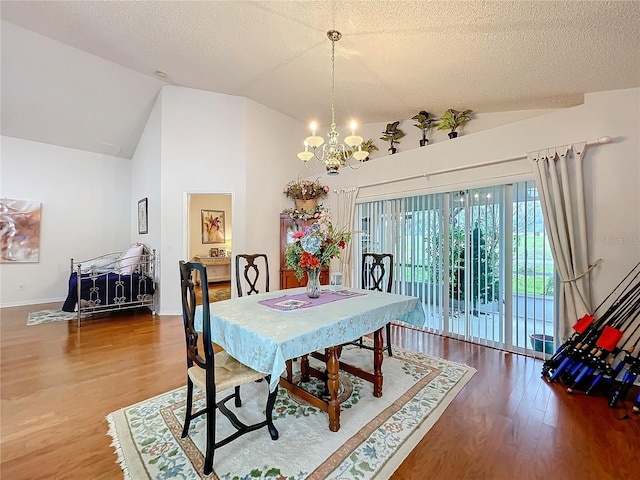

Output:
xmin=280 ymin=214 xmax=329 ymax=289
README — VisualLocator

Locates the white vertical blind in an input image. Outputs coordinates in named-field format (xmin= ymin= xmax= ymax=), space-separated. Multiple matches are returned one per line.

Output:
xmin=354 ymin=180 xmax=556 ymax=358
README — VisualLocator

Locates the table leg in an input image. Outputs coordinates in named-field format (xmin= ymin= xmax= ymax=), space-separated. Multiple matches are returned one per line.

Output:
xmin=373 ymin=328 xmax=384 ymax=397
xmin=326 ymin=346 xmax=340 ymax=432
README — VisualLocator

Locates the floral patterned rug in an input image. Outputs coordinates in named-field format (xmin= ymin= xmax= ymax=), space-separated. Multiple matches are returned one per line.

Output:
xmin=106 ymin=343 xmax=475 ymax=479
xmin=208 ymin=286 xmax=231 ymax=302
xmin=27 ymin=309 xmax=80 ymax=325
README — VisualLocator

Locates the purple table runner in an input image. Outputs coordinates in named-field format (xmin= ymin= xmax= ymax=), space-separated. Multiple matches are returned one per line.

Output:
xmin=258 ymin=289 xmax=365 ymax=311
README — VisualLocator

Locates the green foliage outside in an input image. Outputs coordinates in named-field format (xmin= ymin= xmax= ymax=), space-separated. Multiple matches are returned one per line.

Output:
xmin=399 ymin=230 xmax=553 ymax=297
xmin=513 ymin=233 xmax=555 ymax=295
xmin=513 ymin=274 xmax=554 ymax=296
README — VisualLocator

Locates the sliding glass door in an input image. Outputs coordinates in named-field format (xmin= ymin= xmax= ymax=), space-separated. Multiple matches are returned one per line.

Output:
xmin=353 ymin=180 xmax=555 ymax=357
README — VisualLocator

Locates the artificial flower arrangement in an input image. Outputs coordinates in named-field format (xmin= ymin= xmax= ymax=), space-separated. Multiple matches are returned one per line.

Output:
xmin=283 ymin=177 xmax=330 ymax=200
xmin=285 ymin=212 xmax=351 ymax=280
xmin=281 ymin=205 xmax=328 ymax=222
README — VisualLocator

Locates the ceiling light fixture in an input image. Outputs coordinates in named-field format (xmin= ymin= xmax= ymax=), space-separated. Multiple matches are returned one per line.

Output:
xmin=297 ymin=30 xmax=367 ymax=175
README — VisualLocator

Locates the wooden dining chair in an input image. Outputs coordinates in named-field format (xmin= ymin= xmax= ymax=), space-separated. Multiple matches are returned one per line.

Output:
xmin=235 ymin=253 xmax=270 ymax=296
xmin=179 ymin=261 xmax=278 ymax=475
xmin=350 ymin=253 xmax=395 ymax=356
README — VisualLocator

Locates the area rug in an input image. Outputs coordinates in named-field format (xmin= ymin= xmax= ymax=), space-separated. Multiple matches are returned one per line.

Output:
xmin=208 ymin=286 xmax=231 ymax=302
xmin=27 ymin=309 xmax=79 ymax=325
xmin=106 ymin=343 xmax=475 ymax=479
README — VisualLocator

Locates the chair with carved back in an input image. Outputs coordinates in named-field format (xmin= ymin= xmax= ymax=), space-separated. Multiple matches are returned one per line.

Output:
xmin=235 ymin=253 xmax=270 ymax=297
xmin=179 ymin=260 xmax=278 ymax=475
xmin=350 ymin=253 xmax=395 ymax=356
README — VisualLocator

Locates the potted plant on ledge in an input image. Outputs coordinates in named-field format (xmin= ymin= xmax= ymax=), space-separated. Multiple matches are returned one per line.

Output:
xmin=337 ymin=138 xmax=379 ymax=164
xmin=358 ymin=139 xmax=379 ymax=161
xmin=437 ymin=109 xmax=473 ymax=139
xmin=380 ymin=121 xmax=405 ymax=154
xmin=412 ymin=111 xmax=439 ymax=146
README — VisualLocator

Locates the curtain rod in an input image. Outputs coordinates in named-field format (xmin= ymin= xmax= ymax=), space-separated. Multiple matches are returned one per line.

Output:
xmin=334 ymin=136 xmax=612 ymax=192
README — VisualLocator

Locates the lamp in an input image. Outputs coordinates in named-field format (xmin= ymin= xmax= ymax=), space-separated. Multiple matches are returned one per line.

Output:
xmin=297 ymin=30 xmax=367 ymax=176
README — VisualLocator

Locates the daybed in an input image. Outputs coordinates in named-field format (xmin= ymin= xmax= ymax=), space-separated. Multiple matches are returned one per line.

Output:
xmin=62 ymin=243 xmax=156 ymax=326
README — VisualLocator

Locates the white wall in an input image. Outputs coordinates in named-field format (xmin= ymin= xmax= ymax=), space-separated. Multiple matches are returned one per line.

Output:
xmin=0 ymin=137 xmax=131 ymax=306
xmin=152 ymin=88 xmax=306 ymax=314
xmin=325 ymin=88 xmax=640 ymax=307
xmin=129 ymin=90 xmax=163 ymax=310
xmin=326 ymin=108 xmax=561 ymax=163
xmin=154 ymin=86 xmax=247 ymax=314
xmin=244 ymin=98 xmax=310 ymax=287
xmin=3 ymin=87 xmax=637 ymax=315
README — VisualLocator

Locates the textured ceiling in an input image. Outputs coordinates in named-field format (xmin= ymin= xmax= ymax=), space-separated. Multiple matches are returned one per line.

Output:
xmin=1 ymin=0 xmax=639 ymax=158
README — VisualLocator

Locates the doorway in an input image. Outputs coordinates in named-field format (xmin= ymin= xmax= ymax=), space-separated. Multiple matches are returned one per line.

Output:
xmin=187 ymin=193 xmax=232 ymax=301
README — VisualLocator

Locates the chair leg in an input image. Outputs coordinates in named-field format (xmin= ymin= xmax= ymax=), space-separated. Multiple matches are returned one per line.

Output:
xmin=203 ymin=386 xmax=217 ymax=476
xmin=386 ymin=323 xmax=393 ymax=356
xmin=265 ymin=378 xmax=279 ymax=440
xmin=181 ymin=378 xmax=194 ymax=438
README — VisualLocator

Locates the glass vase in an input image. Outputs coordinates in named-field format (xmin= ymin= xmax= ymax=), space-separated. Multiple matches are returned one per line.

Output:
xmin=306 ymin=268 xmax=321 ymax=298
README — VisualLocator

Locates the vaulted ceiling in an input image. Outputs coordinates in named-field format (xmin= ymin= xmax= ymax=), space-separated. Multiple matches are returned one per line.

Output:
xmin=2 ymin=1 xmax=639 ymax=159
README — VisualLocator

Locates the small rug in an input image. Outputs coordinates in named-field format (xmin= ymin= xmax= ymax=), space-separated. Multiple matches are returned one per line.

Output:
xmin=208 ymin=286 xmax=231 ymax=302
xmin=106 ymin=343 xmax=476 ymax=479
xmin=27 ymin=309 xmax=79 ymax=325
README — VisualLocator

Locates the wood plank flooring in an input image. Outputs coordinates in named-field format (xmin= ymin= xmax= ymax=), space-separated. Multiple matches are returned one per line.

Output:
xmin=1 ymin=303 xmax=639 ymax=479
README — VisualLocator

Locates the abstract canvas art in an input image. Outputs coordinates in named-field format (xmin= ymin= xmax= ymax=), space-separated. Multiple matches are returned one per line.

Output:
xmin=0 ymin=198 xmax=42 ymax=263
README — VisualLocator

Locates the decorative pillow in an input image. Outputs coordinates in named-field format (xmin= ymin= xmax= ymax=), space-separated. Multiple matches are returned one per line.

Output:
xmin=113 ymin=243 xmax=144 ymax=275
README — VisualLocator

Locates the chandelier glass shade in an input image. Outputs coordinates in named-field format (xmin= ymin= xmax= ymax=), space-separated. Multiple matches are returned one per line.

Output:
xmin=297 ymin=30 xmax=366 ymax=175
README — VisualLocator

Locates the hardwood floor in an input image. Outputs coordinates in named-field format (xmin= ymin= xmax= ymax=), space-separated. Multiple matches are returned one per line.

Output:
xmin=1 ymin=303 xmax=638 ymax=479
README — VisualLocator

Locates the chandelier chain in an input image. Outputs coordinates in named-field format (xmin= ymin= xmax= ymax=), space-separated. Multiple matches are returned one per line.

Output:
xmin=331 ymin=36 xmax=336 ymax=127
xmin=297 ymin=29 xmax=363 ymax=175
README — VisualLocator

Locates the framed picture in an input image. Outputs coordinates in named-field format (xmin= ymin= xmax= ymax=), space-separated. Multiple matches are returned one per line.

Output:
xmin=138 ymin=198 xmax=148 ymax=234
xmin=202 ymin=210 xmax=225 ymax=244
xmin=0 ymin=198 xmax=42 ymax=263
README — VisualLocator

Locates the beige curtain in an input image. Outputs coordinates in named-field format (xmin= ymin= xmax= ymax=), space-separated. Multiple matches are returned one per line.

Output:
xmin=528 ymin=142 xmax=600 ymax=341
xmin=336 ymin=187 xmax=359 ymax=287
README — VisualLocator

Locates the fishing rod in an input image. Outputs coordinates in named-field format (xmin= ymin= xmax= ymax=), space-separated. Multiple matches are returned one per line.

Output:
xmin=605 ymin=321 xmax=640 ymax=407
xmin=542 ymin=268 xmax=640 ymax=379
xmin=609 ymin=349 xmax=640 ymax=408
xmin=569 ymin=324 xmax=638 ymax=394
xmin=584 ymin=313 xmax=640 ymax=396
xmin=544 ymin=266 xmax=640 ymax=382
xmin=549 ymin=282 xmax=640 ymax=385
xmin=564 ymin=297 xmax=640 ymax=391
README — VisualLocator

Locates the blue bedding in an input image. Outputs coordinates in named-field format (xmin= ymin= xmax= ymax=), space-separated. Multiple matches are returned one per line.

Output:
xmin=62 ymin=272 xmax=155 ymax=312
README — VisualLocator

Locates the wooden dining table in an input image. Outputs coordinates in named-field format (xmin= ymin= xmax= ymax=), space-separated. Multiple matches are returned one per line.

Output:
xmin=194 ymin=287 xmax=426 ymax=431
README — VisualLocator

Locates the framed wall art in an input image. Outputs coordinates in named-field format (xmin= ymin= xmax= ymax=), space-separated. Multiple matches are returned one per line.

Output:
xmin=0 ymin=198 xmax=41 ymax=263
xmin=202 ymin=210 xmax=225 ymax=244
xmin=138 ymin=198 xmax=148 ymax=234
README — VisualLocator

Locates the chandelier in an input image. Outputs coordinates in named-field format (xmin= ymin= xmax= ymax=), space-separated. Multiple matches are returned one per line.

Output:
xmin=297 ymin=30 xmax=368 ymax=175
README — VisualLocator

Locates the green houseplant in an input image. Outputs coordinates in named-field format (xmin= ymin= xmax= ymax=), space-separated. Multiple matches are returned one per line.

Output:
xmin=337 ymin=138 xmax=379 ymax=163
xmin=358 ymin=138 xmax=379 ymax=161
xmin=437 ymin=109 xmax=473 ymax=139
xmin=412 ymin=111 xmax=439 ymax=146
xmin=380 ymin=121 xmax=405 ymax=154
